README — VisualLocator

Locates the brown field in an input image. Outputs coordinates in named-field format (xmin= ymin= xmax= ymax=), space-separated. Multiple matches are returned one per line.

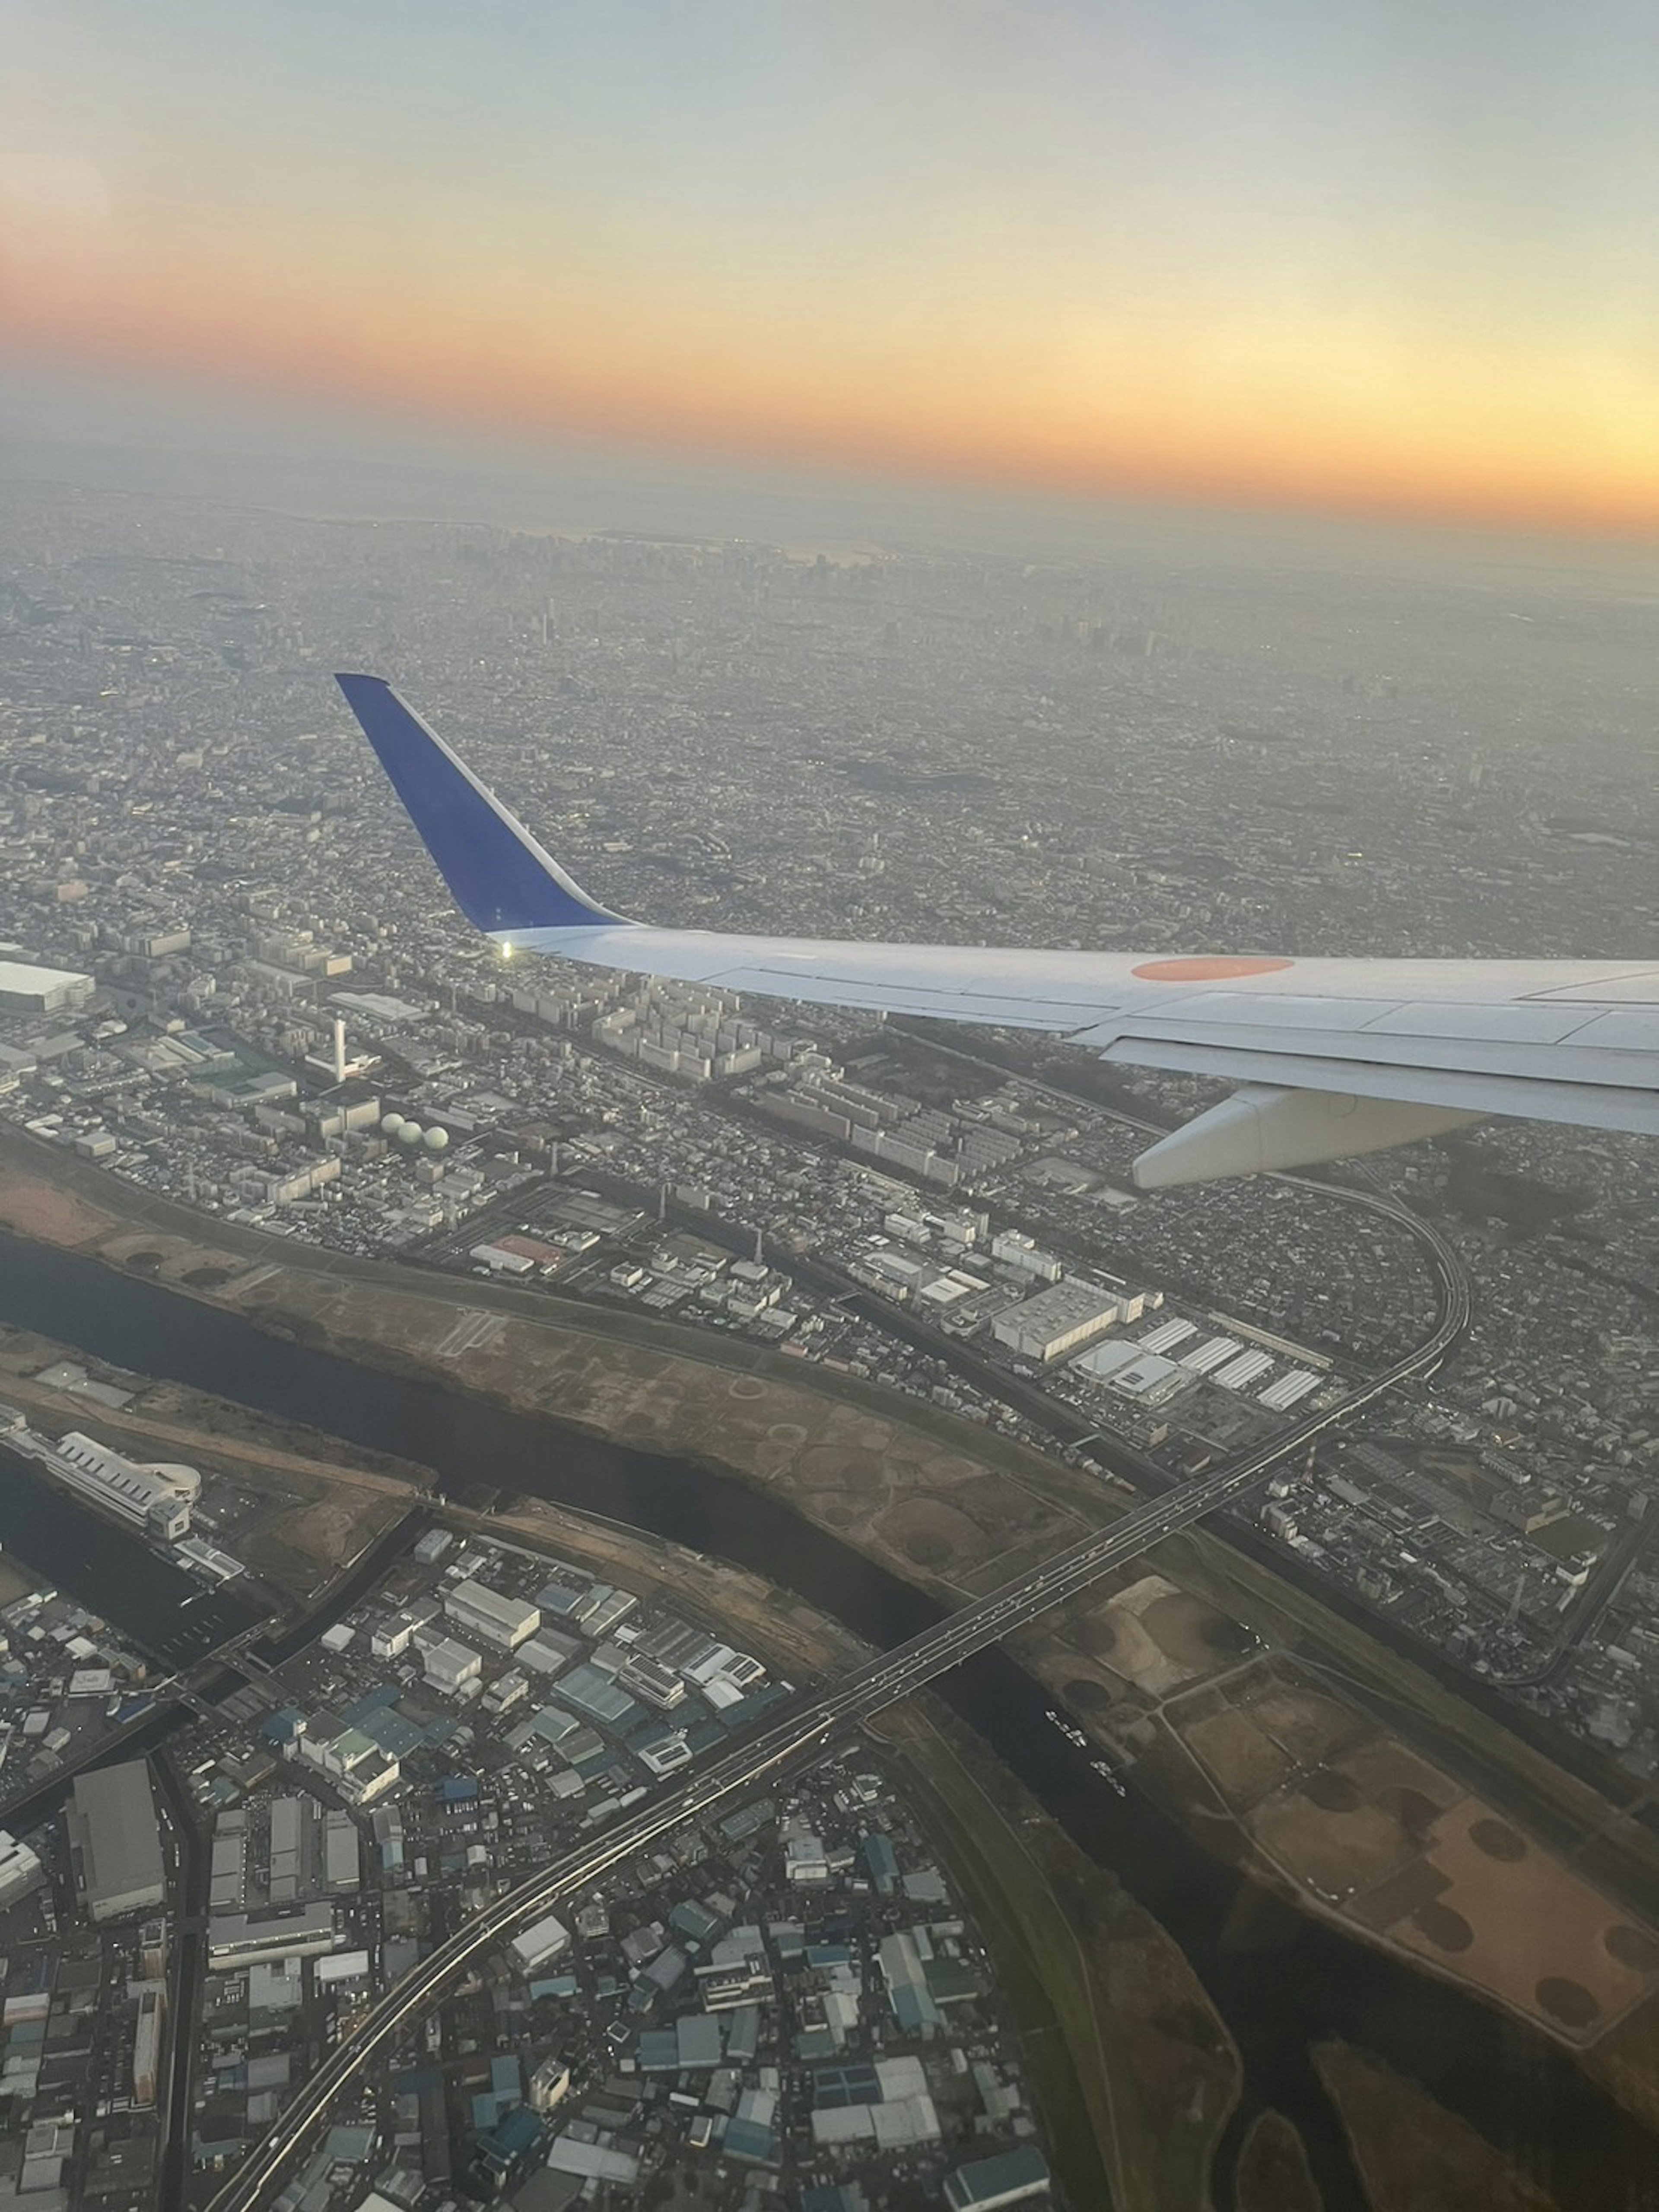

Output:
xmin=1252 ymin=1790 xmax=1423 ymax=1903
xmin=0 ymin=1167 xmax=117 ymax=1248
xmin=1046 ymin=1571 xmax=1256 ymax=1700
xmin=1378 ymin=1796 xmax=1659 ymax=2044
xmin=871 ymin=1496 xmax=983 ymax=1574
xmin=216 ymin=1253 xmax=1103 ymax=1600
xmin=1183 ymin=1705 xmax=1299 ymax=1807
xmin=1092 ymin=1574 xmax=1210 ymax=1694
xmin=1338 ymin=1738 xmax=1464 ymax=1822
xmin=1247 ymin=1680 xmax=1368 ymax=1767
xmin=1169 ymin=1658 xmax=1379 ymax=1816
xmin=1141 ymin=1584 xmax=1254 ymax=1669
xmin=1164 ymin=1660 xmax=1659 ymax=2048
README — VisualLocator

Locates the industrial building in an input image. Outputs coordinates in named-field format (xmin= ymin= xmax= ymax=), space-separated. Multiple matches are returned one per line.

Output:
xmin=1072 ymin=1338 xmax=1188 ymax=1403
xmin=512 ymin=1913 xmax=571 ymax=1972
xmin=877 ymin=1930 xmax=941 ymax=2033
xmin=296 ymin=1721 xmax=400 ymax=1804
xmin=1180 ymin=1334 xmax=1243 ymax=1376
xmin=1138 ymin=1317 xmax=1198 ymax=1355
xmin=444 ymin=1577 xmax=540 ymax=1651
xmin=944 ymin=2145 xmax=1053 ymax=2209
xmin=417 ymin=1631 xmax=484 ymax=1692
xmin=0 ymin=1829 xmax=45 ymax=1909
xmin=48 ymin=1430 xmax=198 ymax=1539
xmin=132 ymin=1987 xmax=164 ymax=2107
xmin=1215 ymin=1348 xmax=1274 ymax=1390
xmin=324 ymin=1810 xmax=360 ymax=1890
xmin=992 ymin=1279 xmax=1131 ymax=1364
xmin=809 ymin=2055 xmax=941 ymax=2149
xmin=67 ymin=1761 xmax=166 ymax=1923
xmin=617 ymin=1653 xmax=687 ymax=1710
xmin=370 ymin=1609 xmax=422 ymax=1659
xmin=0 ymin=958 xmax=95 ymax=1014
xmin=208 ymin=1904 xmax=337 ymax=1969
xmin=989 ymin=1230 xmax=1064 ymax=1284
xmin=1260 ymin=1369 xmax=1321 ymax=1411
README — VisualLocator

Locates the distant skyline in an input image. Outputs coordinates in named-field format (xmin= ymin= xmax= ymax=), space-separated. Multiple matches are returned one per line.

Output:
xmin=3 ymin=1 xmax=1656 ymax=535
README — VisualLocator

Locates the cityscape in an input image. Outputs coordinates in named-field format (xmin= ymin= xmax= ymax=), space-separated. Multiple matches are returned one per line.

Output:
xmin=0 ymin=474 xmax=1653 ymax=2212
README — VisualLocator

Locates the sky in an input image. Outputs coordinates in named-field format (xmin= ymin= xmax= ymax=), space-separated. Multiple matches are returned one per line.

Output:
xmin=2 ymin=0 xmax=1656 ymax=535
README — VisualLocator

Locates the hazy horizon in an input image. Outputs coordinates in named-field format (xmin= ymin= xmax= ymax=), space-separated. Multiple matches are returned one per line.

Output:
xmin=6 ymin=364 xmax=1658 ymax=606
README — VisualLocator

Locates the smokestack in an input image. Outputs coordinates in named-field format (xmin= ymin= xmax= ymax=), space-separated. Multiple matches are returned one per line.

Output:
xmin=331 ymin=1017 xmax=347 ymax=1085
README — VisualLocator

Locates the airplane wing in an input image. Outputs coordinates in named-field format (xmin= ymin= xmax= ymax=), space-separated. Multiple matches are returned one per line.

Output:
xmin=338 ymin=674 xmax=1659 ymax=1188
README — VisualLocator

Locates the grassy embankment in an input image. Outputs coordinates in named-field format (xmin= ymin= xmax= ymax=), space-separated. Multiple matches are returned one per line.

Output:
xmin=877 ymin=1699 xmax=1240 ymax=2212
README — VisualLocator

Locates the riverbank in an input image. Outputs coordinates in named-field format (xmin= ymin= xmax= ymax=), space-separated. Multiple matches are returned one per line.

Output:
xmin=874 ymin=1696 xmax=1241 ymax=2212
xmin=449 ymin=1492 xmax=1238 ymax=2209
xmin=0 ymin=1319 xmax=433 ymax=1608
xmin=5 ymin=1139 xmax=1653 ymax=1946
xmin=3 ymin=1143 xmax=1659 ymax=2201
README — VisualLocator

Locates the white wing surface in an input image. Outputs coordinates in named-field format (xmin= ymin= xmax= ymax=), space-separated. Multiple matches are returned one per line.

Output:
xmin=339 ymin=675 xmax=1659 ymax=1187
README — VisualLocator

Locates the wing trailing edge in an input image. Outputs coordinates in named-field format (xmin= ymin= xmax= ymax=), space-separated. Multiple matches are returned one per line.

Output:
xmin=340 ymin=675 xmax=1659 ymax=1186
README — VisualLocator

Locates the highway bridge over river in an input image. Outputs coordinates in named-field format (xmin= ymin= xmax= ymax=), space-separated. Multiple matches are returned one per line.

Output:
xmin=210 ymin=1230 xmax=1465 ymax=2211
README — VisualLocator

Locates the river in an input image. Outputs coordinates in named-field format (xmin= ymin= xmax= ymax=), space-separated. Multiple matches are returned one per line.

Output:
xmin=0 ymin=1229 xmax=1651 ymax=2209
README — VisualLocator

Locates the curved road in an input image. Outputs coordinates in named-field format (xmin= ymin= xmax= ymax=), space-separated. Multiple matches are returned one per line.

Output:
xmin=209 ymin=1244 xmax=1467 ymax=2212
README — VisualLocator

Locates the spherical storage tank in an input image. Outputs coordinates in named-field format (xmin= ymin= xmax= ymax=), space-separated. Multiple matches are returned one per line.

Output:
xmin=423 ymin=1126 xmax=450 ymax=1152
xmin=380 ymin=1112 xmax=406 ymax=1137
xmin=397 ymin=1121 xmax=424 ymax=1146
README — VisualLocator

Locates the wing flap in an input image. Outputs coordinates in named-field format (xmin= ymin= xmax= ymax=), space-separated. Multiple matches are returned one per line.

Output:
xmin=1070 ymin=1012 xmax=1659 ymax=1097
xmin=1100 ymin=1036 xmax=1659 ymax=1138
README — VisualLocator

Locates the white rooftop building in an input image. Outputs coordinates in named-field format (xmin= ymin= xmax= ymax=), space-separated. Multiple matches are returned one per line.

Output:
xmin=0 ymin=1830 xmax=45 ymax=1909
xmin=416 ymin=1632 xmax=484 ymax=1692
xmin=512 ymin=1914 xmax=571 ymax=1972
xmin=48 ymin=1432 xmax=198 ymax=1539
xmin=992 ymin=1279 xmax=1130 ymax=1364
xmin=0 ymin=959 xmax=94 ymax=1015
xmin=444 ymin=1578 xmax=540 ymax=1651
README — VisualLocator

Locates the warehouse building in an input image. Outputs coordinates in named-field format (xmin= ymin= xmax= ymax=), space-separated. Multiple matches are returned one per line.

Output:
xmin=417 ymin=1631 xmax=484 ymax=1692
xmin=992 ymin=1279 xmax=1129 ymax=1364
xmin=511 ymin=1914 xmax=571 ymax=1973
xmin=67 ymin=1761 xmax=166 ymax=1923
xmin=944 ymin=2145 xmax=1052 ymax=2209
xmin=209 ymin=1904 xmax=337 ymax=1970
xmin=444 ymin=1578 xmax=540 ymax=1651
xmin=0 ymin=958 xmax=95 ymax=1015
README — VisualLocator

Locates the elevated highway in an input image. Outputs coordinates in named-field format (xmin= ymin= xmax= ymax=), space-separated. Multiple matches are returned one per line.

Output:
xmin=210 ymin=1277 xmax=1460 ymax=2212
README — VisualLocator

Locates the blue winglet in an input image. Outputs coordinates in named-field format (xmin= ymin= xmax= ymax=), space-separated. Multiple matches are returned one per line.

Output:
xmin=336 ymin=674 xmax=625 ymax=935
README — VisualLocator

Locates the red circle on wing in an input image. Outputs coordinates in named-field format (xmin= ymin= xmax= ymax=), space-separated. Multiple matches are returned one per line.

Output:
xmin=1132 ymin=956 xmax=1295 ymax=982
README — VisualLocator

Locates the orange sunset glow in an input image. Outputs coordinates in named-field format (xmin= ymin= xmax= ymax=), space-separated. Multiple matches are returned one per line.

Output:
xmin=3 ymin=2 xmax=1657 ymax=533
